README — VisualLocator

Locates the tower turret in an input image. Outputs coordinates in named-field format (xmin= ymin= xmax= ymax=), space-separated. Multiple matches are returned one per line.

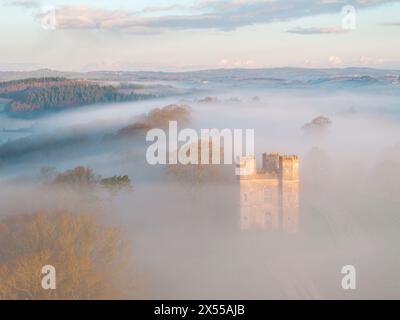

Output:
xmin=278 ymin=155 xmax=299 ymax=181
xmin=262 ymin=152 xmax=280 ymax=174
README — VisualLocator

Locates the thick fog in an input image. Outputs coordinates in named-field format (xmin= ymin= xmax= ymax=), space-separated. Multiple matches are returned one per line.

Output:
xmin=1 ymin=88 xmax=400 ymax=299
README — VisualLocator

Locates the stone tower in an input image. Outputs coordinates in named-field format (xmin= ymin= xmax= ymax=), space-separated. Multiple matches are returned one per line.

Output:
xmin=238 ymin=153 xmax=299 ymax=233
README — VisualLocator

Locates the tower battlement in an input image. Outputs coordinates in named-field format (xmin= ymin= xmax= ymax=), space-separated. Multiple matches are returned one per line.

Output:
xmin=238 ymin=153 xmax=299 ymax=181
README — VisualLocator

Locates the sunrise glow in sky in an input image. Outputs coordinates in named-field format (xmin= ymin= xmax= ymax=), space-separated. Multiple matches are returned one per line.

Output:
xmin=0 ymin=0 xmax=399 ymax=71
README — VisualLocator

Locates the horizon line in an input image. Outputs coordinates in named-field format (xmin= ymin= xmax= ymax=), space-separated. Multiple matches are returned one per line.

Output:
xmin=1 ymin=66 xmax=400 ymax=74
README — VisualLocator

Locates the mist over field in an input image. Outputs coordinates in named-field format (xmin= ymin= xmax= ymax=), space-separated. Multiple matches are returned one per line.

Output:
xmin=1 ymin=78 xmax=400 ymax=299
xmin=1 ymin=0 xmax=400 ymax=305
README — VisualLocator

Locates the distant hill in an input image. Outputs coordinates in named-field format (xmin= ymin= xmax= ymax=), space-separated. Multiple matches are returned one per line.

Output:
xmin=0 ymin=77 xmax=152 ymax=118
xmin=0 ymin=69 xmax=83 ymax=82
xmin=1 ymin=67 xmax=400 ymax=83
xmin=0 ymin=68 xmax=399 ymax=111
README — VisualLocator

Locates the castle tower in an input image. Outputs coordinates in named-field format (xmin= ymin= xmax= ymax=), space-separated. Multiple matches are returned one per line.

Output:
xmin=238 ymin=153 xmax=300 ymax=233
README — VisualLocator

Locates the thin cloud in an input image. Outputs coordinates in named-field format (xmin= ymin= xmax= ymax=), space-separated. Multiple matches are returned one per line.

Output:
xmin=329 ymin=55 xmax=343 ymax=65
xmin=218 ymin=58 xmax=258 ymax=68
xmin=142 ymin=4 xmax=187 ymax=13
xmin=33 ymin=0 xmax=400 ymax=33
xmin=2 ymin=0 xmax=40 ymax=8
xmin=380 ymin=21 xmax=400 ymax=26
xmin=359 ymin=56 xmax=386 ymax=65
xmin=287 ymin=27 xmax=350 ymax=34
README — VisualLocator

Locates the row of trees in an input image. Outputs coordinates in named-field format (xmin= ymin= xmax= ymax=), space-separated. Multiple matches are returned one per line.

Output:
xmin=0 ymin=77 xmax=71 ymax=94
xmin=41 ymin=166 xmax=132 ymax=192
xmin=0 ymin=77 xmax=152 ymax=116
xmin=115 ymin=104 xmax=191 ymax=138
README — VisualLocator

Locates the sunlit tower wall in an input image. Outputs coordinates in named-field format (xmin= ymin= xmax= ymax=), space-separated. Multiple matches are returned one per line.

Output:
xmin=278 ymin=155 xmax=300 ymax=233
xmin=238 ymin=155 xmax=281 ymax=231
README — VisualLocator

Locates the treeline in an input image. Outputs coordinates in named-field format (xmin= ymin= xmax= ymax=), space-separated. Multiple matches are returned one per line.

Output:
xmin=49 ymin=166 xmax=132 ymax=191
xmin=114 ymin=104 xmax=192 ymax=138
xmin=0 ymin=77 xmax=74 ymax=94
xmin=0 ymin=77 xmax=153 ymax=117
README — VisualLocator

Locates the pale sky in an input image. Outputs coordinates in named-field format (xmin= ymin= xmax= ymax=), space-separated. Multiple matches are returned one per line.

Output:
xmin=0 ymin=0 xmax=399 ymax=71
